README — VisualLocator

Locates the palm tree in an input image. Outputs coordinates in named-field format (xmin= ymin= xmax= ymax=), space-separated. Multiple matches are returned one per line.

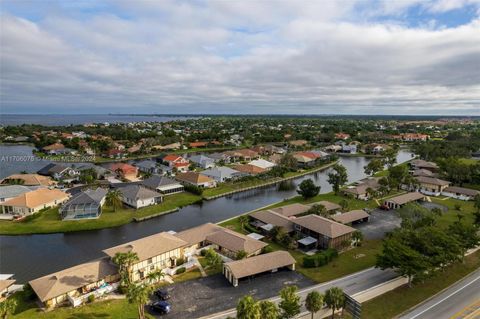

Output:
xmin=106 ymin=189 xmax=123 ymax=212
xmin=0 ymin=297 xmax=17 ymax=319
xmin=126 ymin=283 xmax=152 ymax=319
xmin=146 ymin=269 xmax=164 ymax=284
xmin=113 ymin=251 xmax=139 ymax=287
xmin=352 ymin=230 xmax=363 ymax=247
xmin=236 ymin=295 xmax=261 ymax=319
xmin=259 ymin=300 xmax=279 ymax=319
xmin=324 ymin=287 xmax=345 ymax=319
xmin=305 ymin=291 xmax=324 ymax=319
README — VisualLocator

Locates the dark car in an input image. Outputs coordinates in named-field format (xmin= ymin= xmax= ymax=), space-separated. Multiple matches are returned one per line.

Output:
xmin=151 ymin=301 xmax=171 ymax=315
xmin=154 ymin=288 xmax=171 ymax=300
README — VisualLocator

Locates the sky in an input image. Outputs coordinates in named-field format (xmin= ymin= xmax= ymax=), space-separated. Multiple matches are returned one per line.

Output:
xmin=0 ymin=0 xmax=479 ymax=115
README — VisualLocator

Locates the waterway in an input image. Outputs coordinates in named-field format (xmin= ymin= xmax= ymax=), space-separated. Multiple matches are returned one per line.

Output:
xmin=0 ymin=148 xmax=413 ymax=283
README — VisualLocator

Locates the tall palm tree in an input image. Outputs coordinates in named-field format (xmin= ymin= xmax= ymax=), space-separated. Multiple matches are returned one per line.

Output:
xmin=146 ymin=269 xmax=164 ymax=284
xmin=259 ymin=300 xmax=279 ymax=319
xmin=324 ymin=287 xmax=345 ymax=319
xmin=305 ymin=291 xmax=324 ymax=319
xmin=113 ymin=252 xmax=139 ymax=286
xmin=0 ymin=297 xmax=17 ymax=319
xmin=106 ymin=189 xmax=123 ymax=212
xmin=236 ymin=295 xmax=261 ymax=319
xmin=126 ymin=284 xmax=152 ymax=319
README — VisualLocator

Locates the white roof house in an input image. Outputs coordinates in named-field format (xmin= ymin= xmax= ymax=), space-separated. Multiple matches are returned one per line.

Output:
xmin=248 ymin=159 xmax=276 ymax=170
xmin=201 ymin=166 xmax=245 ymax=183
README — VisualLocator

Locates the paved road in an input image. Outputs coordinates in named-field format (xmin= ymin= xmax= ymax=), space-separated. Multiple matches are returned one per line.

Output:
xmin=203 ymin=267 xmax=399 ymax=319
xmin=399 ymin=268 xmax=480 ymax=319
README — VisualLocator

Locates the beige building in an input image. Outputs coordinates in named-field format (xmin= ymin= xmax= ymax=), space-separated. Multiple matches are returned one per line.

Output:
xmin=414 ymin=176 xmax=450 ymax=196
xmin=29 ymin=257 xmax=119 ymax=308
xmin=0 ymin=188 xmax=69 ymax=215
xmin=103 ymin=232 xmax=187 ymax=282
xmin=0 ymin=174 xmax=55 ymax=187
xmin=384 ymin=192 xmax=426 ymax=209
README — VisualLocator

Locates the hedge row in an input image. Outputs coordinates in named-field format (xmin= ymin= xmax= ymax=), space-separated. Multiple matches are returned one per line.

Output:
xmin=302 ymin=248 xmax=338 ymax=268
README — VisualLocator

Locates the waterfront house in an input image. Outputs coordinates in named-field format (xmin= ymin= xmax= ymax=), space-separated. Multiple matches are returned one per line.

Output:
xmin=42 ymin=143 xmax=66 ymax=155
xmin=249 ymin=159 xmax=276 ymax=170
xmin=233 ymin=164 xmax=266 ymax=175
xmin=441 ymin=186 xmax=479 ymax=201
xmin=200 ymin=166 xmax=245 ymax=183
xmin=0 ymin=185 xmax=38 ymax=203
xmin=189 ymin=141 xmax=208 ymax=148
xmin=308 ymin=200 xmax=341 ymax=213
xmin=162 ymin=154 xmax=190 ymax=173
xmin=383 ymin=192 xmax=426 ymax=209
xmin=208 ymin=152 xmax=232 ymax=164
xmin=335 ymin=133 xmax=350 ymax=140
xmin=289 ymin=140 xmax=308 ymax=148
xmin=106 ymin=163 xmax=139 ymax=181
xmin=249 ymin=210 xmax=295 ymax=233
xmin=293 ymin=214 xmax=356 ymax=250
xmin=103 ymin=232 xmax=188 ymax=282
xmin=236 ymin=149 xmax=260 ymax=161
xmin=135 ymin=160 xmax=161 ymax=174
xmin=29 ymin=257 xmax=119 ymax=308
xmin=325 ymin=145 xmax=342 ymax=153
xmin=342 ymin=177 xmax=380 ymax=200
xmin=60 ymin=188 xmax=107 ymax=220
xmin=414 ymin=176 xmax=450 ymax=196
xmin=401 ymin=133 xmax=429 ymax=141
xmin=103 ymin=149 xmax=124 ymax=159
xmin=141 ymin=174 xmax=184 ymax=195
xmin=0 ymin=274 xmax=16 ymax=301
xmin=0 ymin=174 xmax=55 ymax=187
xmin=118 ymin=185 xmax=163 ymax=209
xmin=412 ymin=168 xmax=436 ymax=178
xmin=175 ymin=172 xmax=217 ymax=188
xmin=37 ymin=163 xmax=79 ymax=180
xmin=188 ymin=154 xmax=216 ymax=169
xmin=0 ymin=188 xmax=69 ymax=216
xmin=410 ymin=159 xmax=439 ymax=172
xmin=341 ymin=143 xmax=357 ymax=154
xmin=223 ymin=251 xmax=295 ymax=287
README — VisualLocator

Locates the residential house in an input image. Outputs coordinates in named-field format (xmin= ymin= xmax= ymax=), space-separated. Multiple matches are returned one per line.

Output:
xmin=208 ymin=152 xmax=232 ymax=164
xmin=0 ymin=185 xmax=38 ymax=203
xmin=76 ymin=164 xmax=113 ymax=179
xmin=293 ymin=152 xmax=320 ymax=168
xmin=60 ymin=188 xmax=108 ymax=220
xmin=331 ymin=210 xmax=370 ymax=225
xmin=103 ymin=149 xmax=124 ymax=159
xmin=0 ymin=174 xmax=55 ymax=187
xmin=236 ymin=149 xmax=260 ymax=161
xmin=251 ymin=145 xmax=285 ymax=155
xmin=175 ymin=172 xmax=217 ymax=188
xmin=0 ymin=274 xmax=16 ymax=300
xmin=308 ymin=200 xmax=341 ymax=213
xmin=189 ymin=155 xmax=216 ymax=169
xmin=141 ymin=175 xmax=184 ymax=195
xmin=37 ymin=163 xmax=79 ymax=180
xmin=118 ymin=185 xmax=163 ymax=209
xmin=250 ymin=210 xmax=295 ymax=233
xmin=343 ymin=177 xmax=380 ymax=200
xmin=106 ymin=163 xmax=139 ymax=181
xmin=249 ymin=159 xmax=276 ymax=170
xmin=289 ymin=140 xmax=308 ymax=148
xmin=189 ymin=141 xmax=208 ymax=148
xmin=223 ymin=251 xmax=295 ymax=287
xmin=200 ymin=166 xmax=245 ymax=183
xmin=233 ymin=164 xmax=266 ymax=175
xmin=341 ymin=143 xmax=357 ymax=154
xmin=441 ymin=186 xmax=479 ymax=201
xmin=223 ymin=150 xmax=244 ymax=162
xmin=268 ymin=154 xmax=283 ymax=164
xmin=383 ymin=192 xmax=426 ymax=209
xmin=29 ymin=257 xmax=119 ymax=308
xmin=0 ymin=188 xmax=69 ymax=216
xmin=135 ymin=160 xmax=161 ymax=174
xmin=335 ymin=133 xmax=350 ymax=140
xmin=152 ymin=142 xmax=181 ymax=151
xmin=162 ymin=154 xmax=190 ymax=173
xmin=293 ymin=214 xmax=356 ymax=250
xmin=325 ymin=145 xmax=343 ymax=153
xmin=414 ymin=176 xmax=450 ymax=196
xmin=401 ymin=133 xmax=429 ymax=141
xmin=103 ymin=232 xmax=187 ymax=282
xmin=410 ymin=159 xmax=439 ymax=172
xmin=42 ymin=143 xmax=65 ymax=155
xmin=412 ymin=169 xmax=436 ymax=178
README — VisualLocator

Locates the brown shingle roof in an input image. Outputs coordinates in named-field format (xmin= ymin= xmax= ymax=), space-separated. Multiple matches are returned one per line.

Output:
xmin=175 ymin=223 xmax=224 ymax=245
xmin=443 ymin=186 xmax=479 ymax=197
xmin=102 ymin=232 xmax=187 ymax=261
xmin=415 ymin=176 xmax=450 ymax=186
xmin=270 ymin=203 xmax=311 ymax=217
xmin=224 ymin=251 xmax=295 ymax=279
xmin=205 ymin=228 xmax=267 ymax=254
xmin=0 ymin=188 xmax=69 ymax=209
xmin=249 ymin=210 xmax=294 ymax=232
xmin=385 ymin=192 xmax=425 ymax=205
xmin=332 ymin=210 xmax=370 ymax=224
xmin=0 ymin=279 xmax=15 ymax=292
xmin=293 ymin=214 xmax=355 ymax=238
xmin=29 ymin=257 xmax=117 ymax=302
xmin=175 ymin=172 xmax=214 ymax=184
xmin=233 ymin=164 xmax=266 ymax=175
xmin=308 ymin=201 xmax=341 ymax=212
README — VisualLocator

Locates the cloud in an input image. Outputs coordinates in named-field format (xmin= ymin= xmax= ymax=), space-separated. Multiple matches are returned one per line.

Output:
xmin=0 ymin=0 xmax=479 ymax=115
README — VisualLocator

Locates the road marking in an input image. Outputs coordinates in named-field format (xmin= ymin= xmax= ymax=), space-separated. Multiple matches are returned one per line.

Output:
xmin=407 ymin=274 xmax=480 ymax=319
xmin=449 ymin=300 xmax=480 ymax=319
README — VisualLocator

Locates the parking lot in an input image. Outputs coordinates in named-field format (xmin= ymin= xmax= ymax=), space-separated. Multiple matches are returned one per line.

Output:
xmin=354 ymin=209 xmax=402 ymax=239
xmin=148 ymin=270 xmax=315 ymax=318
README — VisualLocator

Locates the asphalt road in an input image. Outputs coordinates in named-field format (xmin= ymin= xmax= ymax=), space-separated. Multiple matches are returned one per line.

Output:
xmin=399 ymin=268 xmax=480 ymax=319
xmin=203 ymin=267 xmax=399 ymax=319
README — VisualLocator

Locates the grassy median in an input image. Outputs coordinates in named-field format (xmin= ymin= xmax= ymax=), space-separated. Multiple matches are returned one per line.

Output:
xmin=0 ymin=192 xmax=201 ymax=235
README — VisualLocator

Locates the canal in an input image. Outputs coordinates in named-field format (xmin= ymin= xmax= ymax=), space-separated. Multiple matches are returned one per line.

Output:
xmin=0 ymin=148 xmax=413 ymax=283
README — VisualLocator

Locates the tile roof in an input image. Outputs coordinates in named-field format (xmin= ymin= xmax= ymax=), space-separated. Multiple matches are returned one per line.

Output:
xmin=443 ymin=186 xmax=479 ymax=197
xmin=141 ymin=175 xmax=180 ymax=189
xmin=118 ymin=185 xmax=162 ymax=200
xmin=0 ymin=188 xmax=69 ymax=209
xmin=415 ymin=176 xmax=450 ymax=186
xmin=0 ymin=174 xmax=55 ymax=186
xmin=205 ymin=228 xmax=267 ymax=254
xmin=224 ymin=251 xmax=295 ymax=279
xmin=293 ymin=214 xmax=355 ymax=238
xmin=233 ymin=164 xmax=266 ymax=175
xmin=249 ymin=210 xmax=294 ymax=232
xmin=0 ymin=185 xmax=38 ymax=199
xmin=175 ymin=172 xmax=214 ymax=184
xmin=270 ymin=203 xmax=311 ymax=217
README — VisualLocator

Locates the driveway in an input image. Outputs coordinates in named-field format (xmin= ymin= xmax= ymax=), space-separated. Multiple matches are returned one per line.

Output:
xmin=148 ymin=271 xmax=315 ymax=319
xmin=354 ymin=209 xmax=401 ymax=239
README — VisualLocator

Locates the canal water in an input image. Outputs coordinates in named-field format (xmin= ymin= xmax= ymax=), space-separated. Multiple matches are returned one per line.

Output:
xmin=0 ymin=147 xmax=413 ymax=283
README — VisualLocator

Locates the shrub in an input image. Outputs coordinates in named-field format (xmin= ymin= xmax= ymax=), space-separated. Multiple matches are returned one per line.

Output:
xmin=184 ymin=184 xmax=203 ymax=195
xmin=175 ymin=267 xmax=186 ymax=275
xmin=261 ymin=245 xmax=274 ymax=254
xmin=176 ymin=257 xmax=185 ymax=266
xmin=302 ymin=249 xmax=339 ymax=268
xmin=117 ymin=285 xmax=128 ymax=294
xmin=303 ymin=256 xmax=317 ymax=268
xmin=87 ymin=294 xmax=95 ymax=303
xmin=200 ymin=249 xmax=207 ymax=256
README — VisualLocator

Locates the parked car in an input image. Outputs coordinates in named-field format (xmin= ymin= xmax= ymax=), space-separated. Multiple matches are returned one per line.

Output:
xmin=379 ymin=204 xmax=390 ymax=211
xmin=154 ymin=288 xmax=171 ymax=300
xmin=151 ymin=301 xmax=171 ymax=315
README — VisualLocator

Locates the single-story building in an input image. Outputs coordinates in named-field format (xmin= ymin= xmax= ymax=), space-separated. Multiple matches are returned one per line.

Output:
xmin=189 ymin=155 xmax=216 ymax=169
xmin=141 ymin=174 xmax=184 ymax=195
xmin=59 ymin=188 xmax=108 ymax=220
xmin=331 ymin=210 xmax=370 ymax=225
xmin=442 ymin=186 xmax=479 ymax=201
xmin=103 ymin=232 xmax=188 ymax=282
xmin=42 ymin=143 xmax=66 ymax=155
xmin=410 ymin=159 xmax=439 ymax=172
xmin=201 ymin=166 xmax=245 ymax=183
xmin=106 ymin=163 xmax=139 ymax=182
xmin=175 ymin=172 xmax=217 ymax=188
xmin=308 ymin=200 xmax=341 ymax=213
xmin=223 ymin=251 xmax=296 ymax=287
xmin=269 ymin=203 xmax=311 ymax=217
xmin=0 ymin=174 xmax=55 ymax=187
xmin=37 ymin=163 xmax=79 ymax=180
xmin=233 ymin=164 xmax=267 ymax=175
xmin=29 ymin=257 xmax=119 ymax=308
xmin=414 ymin=176 xmax=450 ymax=196
xmin=0 ymin=275 xmax=16 ymax=301
xmin=0 ymin=188 xmax=69 ymax=216
xmin=293 ymin=214 xmax=356 ymax=250
xmin=383 ymin=192 xmax=426 ymax=210
xmin=412 ymin=169 xmax=436 ymax=178
xmin=162 ymin=154 xmax=190 ymax=173
xmin=118 ymin=185 xmax=163 ymax=209
xmin=248 ymin=159 xmax=276 ymax=170
xmin=135 ymin=160 xmax=161 ymax=174
xmin=0 ymin=185 xmax=38 ymax=203
xmin=343 ymin=177 xmax=380 ymax=200
xmin=249 ymin=210 xmax=295 ymax=233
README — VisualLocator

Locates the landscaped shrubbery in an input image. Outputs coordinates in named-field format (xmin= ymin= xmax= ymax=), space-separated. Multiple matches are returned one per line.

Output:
xmin=176 ymin=257 xmax=185 ymax=266
xmin=303 ymin=248 xmax=338 ymax=268
xmin=184 ymin=184 xmax=203 ymax=195
xmin=175 ymin=267 xmax=186 ymax=274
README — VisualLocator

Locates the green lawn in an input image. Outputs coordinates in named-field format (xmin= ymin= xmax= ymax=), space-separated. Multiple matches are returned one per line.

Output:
xmin=198 ymin=257 xmax=223 ymax=276
xmin=361 ymin=250 xmax=480 ymax=319
xmin=0 ymin=192 xmax=201 ymax=235
xmin=431 ymin=197 xmax=477 ymax=227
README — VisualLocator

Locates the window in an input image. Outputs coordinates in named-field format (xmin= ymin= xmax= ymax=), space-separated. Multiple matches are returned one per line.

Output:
xmin=150 ymin=265 xmax=155 ymax=271
xmin=148 ymin=258 xmax=152 ymax=264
